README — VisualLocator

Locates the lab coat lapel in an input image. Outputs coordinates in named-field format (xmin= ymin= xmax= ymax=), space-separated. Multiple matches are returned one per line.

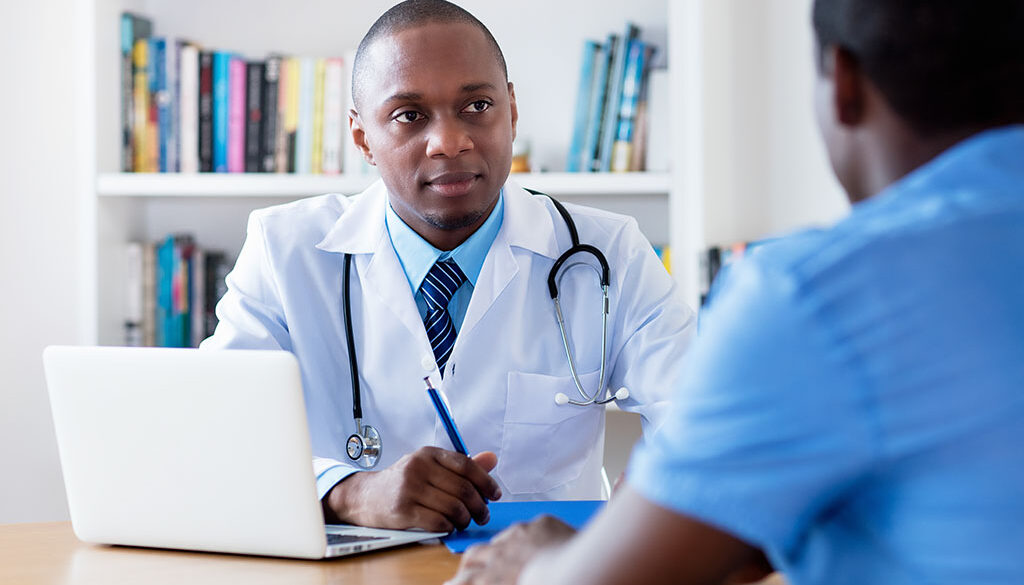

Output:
xmin=457 ymin=181 xmax=561 ymax=342
xmin=316 ymin=179 xmax=431 ymax=347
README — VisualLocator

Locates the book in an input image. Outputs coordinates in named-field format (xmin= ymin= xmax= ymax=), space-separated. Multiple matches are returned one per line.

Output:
xmin=163 ymin=38 xmax=179 ymax=173
xmin=321 ymin=58 xmax=344 ymax=175
xmin=203 ymin=251 xmax=231 ymax=338
xmin=311 ymin=58 xmax=326 ymax=175
xmin=132 ymin=38 xmax=150 ymax=172
xmin=212 ymin=51 xmax=231 ymax=172
xmin=566 ymin=40 xmax=600 ymax=172
xmin=124 ymin=242 xmax=144 ymax=346
xmin=261 ymin=56 xmax=281 ymax=173
xmin=295 ymin=57 xmax=315 ymax=174
xmin=281 ymin=57 xmax=301 ymax=173
xmin=628 ymin=44 xmax=656 ymax=172
xmin=581 ymin=36 xmax=613 ymax=172
xmin=610 ymin=39 xmax=648 ymax=172
xmin=178 ymin=43 xmax=200 ymax=173
xmin=190 ymin=247 xmax=207 ymax=346
xmin=598 ymin=23 xmax=639 ymax=172
xmin=149 ymin=38 xmax=168 ymax=172
xmin=120 ymin=13 xmax=152 ymax=172
xmin=198 ymin=51 xmax=214 ymax=172
xmin=245 ymin=61 xmax=265 ymax=173
xmin=227 ymin=56 xmax=247 ymax=173
xmin=142 ymin=242 xmax=156 ymax=346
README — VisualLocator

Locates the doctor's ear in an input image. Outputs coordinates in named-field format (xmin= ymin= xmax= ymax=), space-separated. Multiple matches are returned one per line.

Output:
xmin=348 ymin=109 xmax=377 ymax=166
xmin=507 ymin=82 xmax=519 ymax=142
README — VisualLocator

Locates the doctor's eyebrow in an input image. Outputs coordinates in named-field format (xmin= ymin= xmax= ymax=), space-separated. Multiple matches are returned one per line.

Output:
xmin=382 ymin=83 xmax=499 ymax=106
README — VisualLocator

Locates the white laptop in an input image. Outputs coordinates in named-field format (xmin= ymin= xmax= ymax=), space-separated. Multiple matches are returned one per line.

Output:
xmin=42 ymin=346 xmax=446 ymax=559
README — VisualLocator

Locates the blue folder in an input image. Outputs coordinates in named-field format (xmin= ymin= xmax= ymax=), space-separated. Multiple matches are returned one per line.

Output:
xmin=442 ymin=500 xmax=603 ymax=553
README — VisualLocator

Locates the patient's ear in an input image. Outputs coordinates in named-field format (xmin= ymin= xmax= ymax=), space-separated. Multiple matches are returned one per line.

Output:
xmin=348 ymin=110 xmax=376 ymax=166
xmin=832 ymin=46 xmax=866 ymax=128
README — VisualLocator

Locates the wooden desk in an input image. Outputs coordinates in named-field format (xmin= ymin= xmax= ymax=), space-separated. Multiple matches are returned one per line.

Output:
xmin=0 ymin=522 xmax=461 ymax=585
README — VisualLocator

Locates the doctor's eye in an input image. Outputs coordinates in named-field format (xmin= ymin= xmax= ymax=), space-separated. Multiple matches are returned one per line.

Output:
xmin=394 ymin=110 xmax=425 ymax=124
xmin=462 ymin=100 xmax=492 ymax=114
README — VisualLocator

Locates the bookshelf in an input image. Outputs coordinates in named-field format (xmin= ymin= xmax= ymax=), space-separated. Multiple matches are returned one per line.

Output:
xmin=77 ymin=0 xmax=703 ymax=346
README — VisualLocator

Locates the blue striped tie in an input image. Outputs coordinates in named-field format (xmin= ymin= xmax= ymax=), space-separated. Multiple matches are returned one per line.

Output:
xmin=421 ymin=259 xmax=467 ymax=377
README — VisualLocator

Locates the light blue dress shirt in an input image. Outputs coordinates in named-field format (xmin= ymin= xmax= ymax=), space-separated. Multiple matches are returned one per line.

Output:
xmin=628 ymin=126 xmax=1024 ymax=584
xmin=385 ymin=192 xmax=505 ymax=330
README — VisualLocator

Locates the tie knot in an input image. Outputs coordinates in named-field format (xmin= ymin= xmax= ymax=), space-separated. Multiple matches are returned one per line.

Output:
xmin=421 ymin=259 xmax=467 ymax=311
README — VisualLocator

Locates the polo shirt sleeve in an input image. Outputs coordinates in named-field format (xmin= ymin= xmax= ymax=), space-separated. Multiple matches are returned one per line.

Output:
xmin=627 ymin=254 xmax=877 ymax=555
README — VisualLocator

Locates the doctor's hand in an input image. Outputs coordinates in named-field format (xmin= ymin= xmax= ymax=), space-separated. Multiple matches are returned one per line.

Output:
xmin=323 ymin=447 xmax=502 ymax=532
xmin=445 ymin=516 xmax=576 ymax=585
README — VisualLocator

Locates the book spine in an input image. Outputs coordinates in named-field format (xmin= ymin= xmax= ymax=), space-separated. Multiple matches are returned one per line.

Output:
xmin=142 ymin=241 xmax=156 ymax=346
xmin=628 ymin=44 xmax=657 ymax=172
xmin=321 ymin=58 xmax=344 ymax=175
xmin=611 ymin=39 xmax=646 ymax=172
xmin=152 ymin=38 xmax=169 ymax=172
xmin=203 ymin=251 xmax=229 ymax=338
xmin=132 ymin=39 xmax=149 ymax=172
xmin=178 ymin=44 xmax=199 ymax=173
xmin=582 ymin=40 xmax=611 ymax=173
xmin=281 ymin=57 xmax=301 ymax=173
xmin=261 ymin=57 xmax=281 ymax=173
xmin=120 ymin=14 xmax=134 ymax=172
xmin=566 ymin=41 xmax=599 ymax=172
xmin=245 ymin=61 xmax=265 ymax=172
xmin=227 ymin=56 xmax=247 ymax=173
xmin=295 ymin=57 xmax=315 ymax=174
xmin=213 ymin=52 xmax=230 ymax=172
xmin=191 ymin=248 xmax=206 ymax=346
xmin=598 ymin=23 xmax=638 ymax=172
xmin=166 ymin=39 xmax=181 ymax=173
xmin=311 ymin=58 xmax=326 ymax=175
xmin=124 ymin=242 xmax=143 ymax=346
xmin=198 ymin=51 xmax=214 ymax=172
xmin=155 ymin=235 xmax=174 ymax=346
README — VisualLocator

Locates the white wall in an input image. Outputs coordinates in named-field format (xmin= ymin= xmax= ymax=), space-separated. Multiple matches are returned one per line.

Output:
xmin=0 ymin=0 xmax=77 ymax=522
xmin=702 ymin=0 xmax=848 ymax=245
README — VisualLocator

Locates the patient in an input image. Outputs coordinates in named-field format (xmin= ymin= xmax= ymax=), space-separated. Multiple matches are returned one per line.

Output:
xmin=446 ymin=0 xmax=1024 ymax=584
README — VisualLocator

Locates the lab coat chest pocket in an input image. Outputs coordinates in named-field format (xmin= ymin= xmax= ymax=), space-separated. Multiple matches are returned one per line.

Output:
xmin=497 ymin=370 xmax=603 ymax=495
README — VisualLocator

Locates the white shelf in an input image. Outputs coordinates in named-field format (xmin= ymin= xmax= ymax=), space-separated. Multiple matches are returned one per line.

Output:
xmin=95 ymin=172 xmax=671 ymax=198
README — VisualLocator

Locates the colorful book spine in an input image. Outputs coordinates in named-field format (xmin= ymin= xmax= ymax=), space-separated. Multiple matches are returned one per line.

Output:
xmin=581 ymin=38 xmax=612 ymax=172
xmin=150 ymin=38 xmax=169 ymax=172
xmin=155 ymin=235 xmax=173 ymax=346
xmin=166 ymin=39 xmax=181 ymax=172
xmin=212 ymin=52 xmax=231 ymax=172
xmin=120 ymin=13 xmax=151 ymax=172
xmin=295 ymin=57 xmax=315 ymax=174
xmin=598 ymin=23 xmax=638 ymax=172
xmin=261 ymin=56 xmax=281 ymax=173
xmin=198 ymin=51 xmax=214 ymax=172
xmin=611 ymin=39 xmax=647 ymax=172
xmin=227 ymin=56 xmax=247 ymax=173
xmin=245 ymin=61 xmax=265 ymax=173
xmin=566 ymin=40 xmax=600 ymax=172
xmin=132 ymin=38 xmax=150 ymax=172
xmin=281 ymin=57 xmax=301 ymax=173
xmin=321 ymin=58 xmax=344 ymax=175
xmin=178 ymin=43 xmax=199 ymax=173
xmin=311 ymin=58 xmax=326 ymax=175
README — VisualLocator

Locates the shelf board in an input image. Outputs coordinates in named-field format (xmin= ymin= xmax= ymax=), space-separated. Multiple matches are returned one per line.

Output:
xmin=95 ymin=172 xmax=670 ymax=198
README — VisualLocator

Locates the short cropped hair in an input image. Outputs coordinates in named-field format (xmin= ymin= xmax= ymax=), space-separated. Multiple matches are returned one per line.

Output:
xmin=351 ymin=0 xmax=508 ymax=111
xmin=812 ymin=0 xmax=1024 ymax=136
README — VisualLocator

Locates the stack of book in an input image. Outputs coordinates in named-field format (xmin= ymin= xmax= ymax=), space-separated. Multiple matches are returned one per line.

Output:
xmin=566 ymin=22 xmax=657 ymax=173
xmin=120 ymin=12 xmax=366 ymax=175
xmin=124 ymin=236 xmax=232 ymax=348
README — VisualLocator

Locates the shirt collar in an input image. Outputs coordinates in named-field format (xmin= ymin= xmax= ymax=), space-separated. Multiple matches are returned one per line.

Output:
xmin=385 ymin=190 xmax=505 ymax=293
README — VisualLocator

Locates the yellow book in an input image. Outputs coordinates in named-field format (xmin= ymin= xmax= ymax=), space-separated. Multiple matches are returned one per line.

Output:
xmin=311 ymin=58 xmax=326 ymax=175
xmin=132 ymin=39 xmax=149 ymax=173
xmin=283 ymin=58 xmax=301 ymax=172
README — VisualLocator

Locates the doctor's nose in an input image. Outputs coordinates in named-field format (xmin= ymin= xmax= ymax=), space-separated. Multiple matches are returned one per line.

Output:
xmin=425 ymin=118 xmax=474 ymax=159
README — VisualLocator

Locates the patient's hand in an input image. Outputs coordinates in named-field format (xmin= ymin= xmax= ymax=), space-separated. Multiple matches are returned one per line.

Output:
xmin=445 ymin=516 xmax=576 ymax=585
xmin=323 ymin=447 xmax=502 ymax=532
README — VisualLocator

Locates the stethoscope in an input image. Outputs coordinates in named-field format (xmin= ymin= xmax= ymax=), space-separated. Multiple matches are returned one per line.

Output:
xmin=343 ymin=191 xmax=628 ymax=469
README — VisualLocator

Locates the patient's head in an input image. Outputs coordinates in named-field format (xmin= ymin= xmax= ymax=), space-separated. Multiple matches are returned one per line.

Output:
xmin=811 ymin=0 xmax=1024 ymax=200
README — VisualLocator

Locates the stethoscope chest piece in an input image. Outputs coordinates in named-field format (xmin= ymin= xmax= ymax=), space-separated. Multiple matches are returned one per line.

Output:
xmin=346 ymin=422 xmax=381 ymax=468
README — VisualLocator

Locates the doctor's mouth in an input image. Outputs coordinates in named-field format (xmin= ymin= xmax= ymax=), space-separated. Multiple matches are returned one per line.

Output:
xmin=425 ymin=171 xmax=483 ymax=197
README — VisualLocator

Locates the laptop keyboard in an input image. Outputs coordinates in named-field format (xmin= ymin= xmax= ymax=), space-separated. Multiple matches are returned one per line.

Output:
xmin=327 ymin=533 xmax=390 ymax=545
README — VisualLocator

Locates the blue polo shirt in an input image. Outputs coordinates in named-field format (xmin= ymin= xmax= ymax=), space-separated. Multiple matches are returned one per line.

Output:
xmin=628 ymin=126 xmax=1024 ymax=584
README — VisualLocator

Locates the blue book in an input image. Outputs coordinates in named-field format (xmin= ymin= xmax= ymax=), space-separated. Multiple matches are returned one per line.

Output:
xmin=442 ymin=500 xmax=603 ymax=553
xmin=151 ymin=38 xmax=170 ymax=173
xmin=611 ymin=40 xmax=648 ymax=172
xmin=566 ymin=41 xmax=600 ymax=172
xmin=581 ymin=37 xmax=613 ymax=172
xmin=598 ymin=23 xmax=639 ymax=172
xmin=294 ymin=58 xmax=315 ymax=174
xmin=213 ymin=52 xmax=231 ymax=173
xmin=155 ymin=235 xmax=174 ymax=347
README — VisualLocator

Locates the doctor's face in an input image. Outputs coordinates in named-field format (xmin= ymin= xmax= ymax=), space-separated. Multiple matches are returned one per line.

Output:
xmin=350 ymin=22 xmax=518 ymax=250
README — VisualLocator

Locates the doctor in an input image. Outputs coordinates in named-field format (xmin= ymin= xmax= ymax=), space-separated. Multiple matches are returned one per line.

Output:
xmin=202 ymin=0 xmax=695 ymax=533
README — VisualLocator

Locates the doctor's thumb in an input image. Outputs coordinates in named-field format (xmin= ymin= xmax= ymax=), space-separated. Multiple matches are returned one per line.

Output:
xmin=471 ymin=451 xmax=498 ymax=472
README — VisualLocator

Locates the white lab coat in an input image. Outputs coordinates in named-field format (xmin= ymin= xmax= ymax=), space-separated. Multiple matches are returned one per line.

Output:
xmin=203 ymin=179 xmax=695 ymax=500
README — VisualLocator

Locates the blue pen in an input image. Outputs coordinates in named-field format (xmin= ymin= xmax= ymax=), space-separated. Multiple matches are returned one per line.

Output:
xmin=424 ymin=376 xmax=468 ymax=455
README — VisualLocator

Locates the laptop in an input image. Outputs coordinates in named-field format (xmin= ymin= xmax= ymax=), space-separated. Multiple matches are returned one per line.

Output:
xmin=42 ymin=346 xmax=446 ymax=559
